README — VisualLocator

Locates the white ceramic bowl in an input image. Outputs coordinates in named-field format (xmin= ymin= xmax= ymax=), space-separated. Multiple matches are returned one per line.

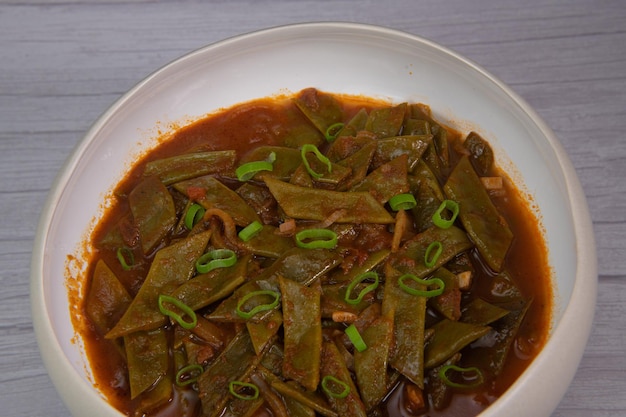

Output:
xmin=31 ymin=22 xmax=596 ymax=417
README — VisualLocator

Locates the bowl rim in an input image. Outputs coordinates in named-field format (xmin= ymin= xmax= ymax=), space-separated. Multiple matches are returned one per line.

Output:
xmin=30 ymin=21 xmax=597 ymax=417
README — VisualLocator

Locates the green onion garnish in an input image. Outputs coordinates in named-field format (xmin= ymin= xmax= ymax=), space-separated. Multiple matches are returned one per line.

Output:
xmin=238 ymin=220 xmax=263 ymax=242
xmin=116 ymin=247 xmax=134 ymax=271
xmin=438 ymin=365 xmax=484 ymax=389
xmin=325 ymin=122 xmax=345 ymax=141
xmin=175 ymin=364 xmax=203 ymax=387
xmin=266 ymin=151 xmax=277 ymax=164
xmin=344 ymin=271 xmax=379 ymax=305
xmin=195 ymin=249 xmax=237 ymax=274
xmin=184 ymin=203 xmax=206 ymax=230
xmin=235 ymin=152 xmax=276 ymax=181
xmin=295 ymin=228 xmax=338 ymax=249
xmin=301 ymin=144 xmax=332 ymax=179
xmin=424 ymin=241 xmax=443 ymax=268
xmin=235 ymin=290 xmax=281 ymax=320
xmin=228 ymin=381 xmax=259 ymax=400
xmin=398 ymin=274 xmax=445 ymax=298
xmin=321 ymin=375 xmax=350 ymax=399
xmin=345 ymin=324 xmax=367 ymax=352
xmin=432 ymin=199 xmax=460 ymax=229
xmin=389 ymin=193 xmax=417 ymax=211
xmin=158 ymin=294 xmax=197 ymax=329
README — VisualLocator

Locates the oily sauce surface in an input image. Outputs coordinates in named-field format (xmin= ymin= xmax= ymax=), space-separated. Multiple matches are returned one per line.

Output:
xmin=78 ymin=92 xmax=552 ymax=417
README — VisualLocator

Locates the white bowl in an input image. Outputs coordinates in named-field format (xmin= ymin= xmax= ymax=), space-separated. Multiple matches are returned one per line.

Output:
xmin=30 ymin=22 xmax=597 ymax=417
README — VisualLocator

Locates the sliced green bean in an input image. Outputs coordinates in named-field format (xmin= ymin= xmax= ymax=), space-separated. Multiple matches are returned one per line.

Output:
xmin=85 ymin=259 xmax=132 ymax=334
xmin=444 ymin=156 xmax=513 ymax=272
xmin=382 ymin=265 xmax=427 ymax=387
xmin=144 ymin=150 xmax=236 ymax=185
xmin=197 ymin=331 xmax=263 ymax=417
xmin=424 ymin=319 xmax=491 ymax=369
xmin=106 ymin=230 xmax=211 ymax=339
xmin=354 ymin=317 xmax=394 ymax=411
xmin=265 ymin=177 xmax=394 ymax=224
xmin=129 ymin=176 xmax=176 ymax=254
xmin=173 ymin=175 xmax=260 ymax=226
xmin=125 ymin=328 xmax=169 ymax=399
xmin=350 ymin=155 xmax=410 ymax=204
xmin=279 ymin=277 xmax=322 ymax=391
xmin=320 ymin=341 xmax=367 ymax=417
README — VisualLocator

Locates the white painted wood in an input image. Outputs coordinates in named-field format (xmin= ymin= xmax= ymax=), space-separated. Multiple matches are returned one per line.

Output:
xmin=1 ymin=0 xmax=624 ymax=415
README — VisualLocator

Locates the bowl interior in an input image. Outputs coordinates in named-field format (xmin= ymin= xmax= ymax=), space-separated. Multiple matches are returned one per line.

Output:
xmin=31 ymin=22 xmax=596 ymax=417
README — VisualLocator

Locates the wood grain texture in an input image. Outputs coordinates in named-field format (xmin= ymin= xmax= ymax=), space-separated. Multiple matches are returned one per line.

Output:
xmin=1 ymin=0 xmax=624 ymax=416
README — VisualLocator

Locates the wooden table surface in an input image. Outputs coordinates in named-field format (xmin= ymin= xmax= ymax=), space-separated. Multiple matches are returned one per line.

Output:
xmin=1 ymin=0 xmax=624 ymax=416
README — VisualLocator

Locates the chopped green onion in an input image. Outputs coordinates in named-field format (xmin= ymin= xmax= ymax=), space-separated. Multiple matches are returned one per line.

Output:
xmin=398 ymin=274 xmax=445 ymax=298
xmin=325 ymin=122 xmax=345 ymax=141
xmin=238 ymin=220 xmax=263 ymax=242
xmin=301 ymin=144 xmax=332 ymax=179
xmin=116 ymin=247 xmax=134 ymax=271
xmin=184 ymin=203 xmax=206 ymax=230
xmin=295 ymin=228 xmax=338 ymax=249
xmin=175 ymin=364 xmax=203 ymax=387
xmin=228 ymin=381 xmax=260 ymax=400
xmin=235 ymin=152 xmax=276 ymax=181
xmin=158 ymin=294 xmax=197 ymax=329
xmin=195 ymin=249 xmax=237 ymax=273
xmin=266 ymin=151 xmax=277 ymax=164
xmin=344 ymin=271 xmax=379 ymax=305
xmin=236 ymin=161 xmax=273 ymax=181
xmin=345 ymin=324 xmax=367 ymax=352
xmin=321 ymin=375 xmax=350 ymax=399
xmin=235 ymin=290 xmax=281 ymax=320
xmin=424 ymin=241 xmax=443 ymax=268
xmin=432 ymin=199 xmax=460 ymax=229
xmin=389 ymin=193 xmax=417 ymax=211
xmin=438 ymin=365 xmax=484 ymax=389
